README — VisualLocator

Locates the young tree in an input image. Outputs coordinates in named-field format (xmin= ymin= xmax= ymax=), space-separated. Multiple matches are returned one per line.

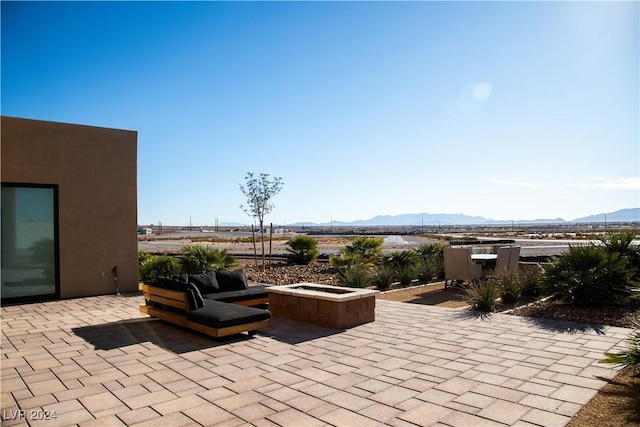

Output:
xmin=239 ymin=172 xmax=284 ymax=270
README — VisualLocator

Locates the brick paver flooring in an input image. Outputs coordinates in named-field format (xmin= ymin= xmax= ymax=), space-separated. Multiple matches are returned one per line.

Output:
xmin=1 ymin=294 xmax=632 ymax=426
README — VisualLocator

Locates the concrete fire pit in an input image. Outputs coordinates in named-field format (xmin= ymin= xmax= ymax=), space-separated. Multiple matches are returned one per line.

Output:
xmin=267 ymin=283 xmax=379 ymax=329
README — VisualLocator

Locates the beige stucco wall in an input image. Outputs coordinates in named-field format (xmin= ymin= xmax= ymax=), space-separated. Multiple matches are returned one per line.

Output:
xmin=1 ymin=116 xmax=138 ymax=298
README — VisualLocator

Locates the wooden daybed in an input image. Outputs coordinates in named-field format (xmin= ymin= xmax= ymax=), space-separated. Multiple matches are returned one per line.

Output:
xmin=139 ymin=282 xmax=271 ymax=338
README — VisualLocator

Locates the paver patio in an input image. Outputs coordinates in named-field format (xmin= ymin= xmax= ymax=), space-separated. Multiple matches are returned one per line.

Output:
xmin=0 ymin=293 xmax=632 ymax=426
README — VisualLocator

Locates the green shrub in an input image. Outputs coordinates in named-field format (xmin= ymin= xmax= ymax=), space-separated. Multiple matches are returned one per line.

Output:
xmin=382 ymin=251 xmax=419 ymax=285
xmin=139 ymin=255 xmax=182 ymax=281
xmin=340 ymin=236 xmax=383 ymax=265
xmin=329 ymin=253 xmax=360 ymax=268
xmin=600 ymin=231 xmax=640 ymax=281
xmin=465 ymin=281 xmax=501 ymax=312
xmin=519 ymin=265 xmax=542 ymax=297
xmin=600 ymin=319 xmax=640 ymax=374
xmin=413 ymin=243 xmax=445 ymax=280
xmin=497 ymin=270 xmax=523 ymax=304
xmin=542 ymin=244 xmax=634 ymax=306
xmin=180 ymin=245 xmax=238 ymax=274
xmin=337 ymin=260 xmax=373 ymax=288
xmin=286 ymin=235 xmax=319 ymax=265
xmin=373 ymin=265 xmax=395 ymax=290
xmin=138 ymin=250 xmax=153 ymax=265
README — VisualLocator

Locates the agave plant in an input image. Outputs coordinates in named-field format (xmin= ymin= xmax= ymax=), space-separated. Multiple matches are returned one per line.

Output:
xmin=180 ymin=245 xmax=238 ymax=274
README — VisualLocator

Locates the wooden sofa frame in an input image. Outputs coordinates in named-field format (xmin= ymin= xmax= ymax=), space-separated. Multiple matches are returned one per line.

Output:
xmin=139 ymin=284 xmax=270 ymax=338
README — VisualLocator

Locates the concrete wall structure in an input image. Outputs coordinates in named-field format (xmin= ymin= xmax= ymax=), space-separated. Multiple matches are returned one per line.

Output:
xmin=1 ymin=116 xmax=138 ymax=298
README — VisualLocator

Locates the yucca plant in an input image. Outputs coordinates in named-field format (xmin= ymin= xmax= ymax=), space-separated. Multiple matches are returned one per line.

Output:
xmin=336 ymin=259 xmax=373 ymax=288
xmin=180 ymin=245 xmax=238 ymax=274
xmin=465 ymin=281 xmax=501 ymax=312
xmin=497 ymin=270 xmax=523 ymax=304
xmin=286 ymin=235 xmax=319 ymax=265
xmin=413 ymin=243 xmax=445 ymax=280
xmin=542 ymin=244 xmax=634 ymax=306
xmin=139 ymin=255 xmax=182 ymax=281
xmin=373 ymin=265 xmax=396 ymax=290
xmin=600 ymin=319 xmax=640 ymax=375
xmin=520 ymin=265 xmax=542 ymax=297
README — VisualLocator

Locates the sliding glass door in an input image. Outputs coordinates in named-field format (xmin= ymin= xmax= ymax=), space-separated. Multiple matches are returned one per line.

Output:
xmin=1 ymin=184 xmax=59 ymax=303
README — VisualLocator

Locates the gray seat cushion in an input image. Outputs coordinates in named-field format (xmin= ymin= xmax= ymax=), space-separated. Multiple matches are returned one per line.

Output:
xmin=186 ymin=300 xmax=271 ymax=329
xmin=202 ymin=286 xmax=268 ymax=304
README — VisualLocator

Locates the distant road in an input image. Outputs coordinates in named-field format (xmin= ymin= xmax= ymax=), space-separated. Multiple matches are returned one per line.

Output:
xmin=139 ymin=232 xmax=593 ymax=258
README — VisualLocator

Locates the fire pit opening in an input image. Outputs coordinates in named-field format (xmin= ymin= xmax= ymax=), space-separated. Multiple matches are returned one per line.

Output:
xmin=291 ymin=285 xmax=354 ymax=295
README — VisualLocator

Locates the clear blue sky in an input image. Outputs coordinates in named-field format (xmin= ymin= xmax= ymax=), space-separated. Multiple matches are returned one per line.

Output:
xmin=3 ymin=1 xmax=638 ymax=225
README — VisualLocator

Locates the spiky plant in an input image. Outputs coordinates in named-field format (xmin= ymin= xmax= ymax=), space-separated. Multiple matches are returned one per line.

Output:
xmin=373 ymin=265 xmax=395 ymax=290
xmin=497 ymin=270 xmax=523 ymax=304
xmin=180 ymin=245 xmax=238 ymax=274
xmin=542 ymin=244 xmax=634 ymax=306
xmin=339 ymin=236 xmax=383 ymax=265
xmin=600 ymin=319 xmax=640 ymax=374
xmin=336 ymin=259 xmax=373 ymax=288
xmin=465 ymin=281 xmax=501 ymax=312
xmin=286 ymin=235 xmax=319 ymax=265
xmin=138 ymin=250 xmax=153 ymax=265
xmin=600 ymin=231 xmax=640 ymax=281
xmin=413 ymin=243 xmax=445 ymax=280
xmin=139 ymin=255 xmax=182 ymax=281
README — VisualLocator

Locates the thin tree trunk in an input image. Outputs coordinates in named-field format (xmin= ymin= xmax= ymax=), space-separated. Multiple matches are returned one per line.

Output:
xmin=251 ymin=224 xmax=258 ymax=267
xmin=269 ymin=223 xmax=273 ymax=270
xmin=260 ymin=221 xmax=266 ymax=271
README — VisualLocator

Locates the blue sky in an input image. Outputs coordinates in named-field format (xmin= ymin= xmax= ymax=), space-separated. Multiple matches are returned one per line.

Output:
xmin=3 ymin=1 xmax=638 ymax=225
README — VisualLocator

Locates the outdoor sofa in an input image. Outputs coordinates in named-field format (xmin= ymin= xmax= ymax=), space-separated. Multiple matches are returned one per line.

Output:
xmin=139 ymin=269 xmax=271 ymax=338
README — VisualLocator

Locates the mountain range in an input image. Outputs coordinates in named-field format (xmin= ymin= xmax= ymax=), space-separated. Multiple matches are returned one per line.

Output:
xmin=287 ymin=207 xmax=640 ymax=227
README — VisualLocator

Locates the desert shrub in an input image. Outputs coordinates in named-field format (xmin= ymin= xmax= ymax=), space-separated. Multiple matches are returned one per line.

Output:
xmin=519 ymin=265 xmax=542 ymax=297
xmin=497 ymin=270 xmax=523 ymax=304
xmin=336 ymin=259 xmax=373 ymax=288
xmin=329 ymin=253 xmax=362 ymax=268
xmin=180 ymin=245 xmax=238 ymax=274
xmin=600 ymin=231 xmax=640 ymax=281
xmin=413 ymin=243 xmax=445 ymax=280
xmin=542 ymin=244 xmax=635 ymax=307
xmin=384 ymin=251 xmax=420 ymax=285
xmin=138 ymin=250 xmax=153 ymax=265
xmin=139 ymin=255 xmax=182 ymax=281
xmin=339 ymin=236 xmax=383 ymax=265
xmin=465 ymin=281 xmax=501 ymax=312
xmin=373 ymin=265 xmax=395 ymax=290
xmin=286 ymin=235 xmax=319 ymax=265
xmin=600 ymin=319 xmax=640 ymax=374
xmin=385 ymin=250 xmax=420 ymax=269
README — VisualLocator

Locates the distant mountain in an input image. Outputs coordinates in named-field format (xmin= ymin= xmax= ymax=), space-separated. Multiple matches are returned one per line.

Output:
xmin=289 ymin=207 xmax=639 ymax=227
xmin=571 ymin=208 xmax=640 ymax=223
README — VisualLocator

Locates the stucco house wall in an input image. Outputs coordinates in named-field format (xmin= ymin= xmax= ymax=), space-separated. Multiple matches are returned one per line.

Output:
xmin=1 ymin=116 xmax=138 ymax=298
